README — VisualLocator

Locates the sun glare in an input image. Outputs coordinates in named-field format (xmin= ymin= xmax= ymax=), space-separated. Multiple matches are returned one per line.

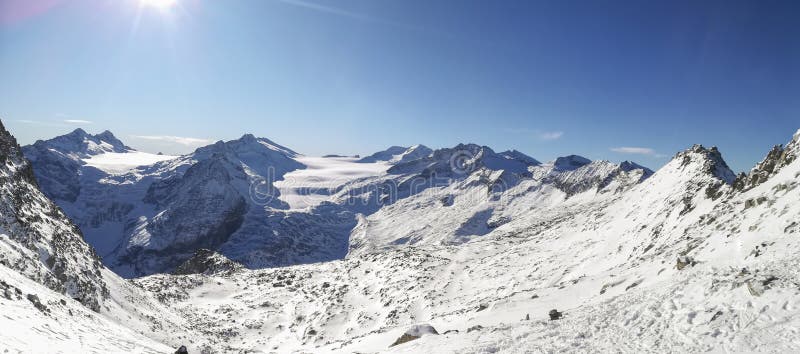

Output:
xmin=140 ymin=0 xmax=178 ymax=10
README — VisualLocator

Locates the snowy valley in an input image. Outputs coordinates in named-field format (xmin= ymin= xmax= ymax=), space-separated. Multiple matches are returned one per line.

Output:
xmin=2 ymin=121 xmax=800 ymax=353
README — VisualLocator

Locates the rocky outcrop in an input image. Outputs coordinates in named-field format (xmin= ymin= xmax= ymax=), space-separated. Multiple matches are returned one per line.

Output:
xmin=733 ymin=130 xmax=799 ymax=192
xmin=173 ymin=249 xmax=242 ymax=276
xmin=390 ymin=324 xmax=438 ymax=347
xmin=675 ymin=145 xmax=736 ymax=185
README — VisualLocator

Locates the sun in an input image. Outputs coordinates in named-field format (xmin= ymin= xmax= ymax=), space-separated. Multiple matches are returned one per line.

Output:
xmin=140 ymin=0 xmax=178 ymax=10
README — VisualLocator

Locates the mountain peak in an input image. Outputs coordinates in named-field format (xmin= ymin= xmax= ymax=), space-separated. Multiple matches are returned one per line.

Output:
xmin=69 ymin=128 xmax=89 ymax=136
xmin=499 ymin=150 xmax=541 ymax=166
xmin=358 ymin=145 xmax=431 ymax=164
xmin=672 ymin=144 xmax=736 ymax=184
xmin=553 ymin=155 xmax=591 ymax=171
xmin=733 ymin=128 xmax=800 ymax=191
xmin=239 ymin=133 xmax=257 ymax=142
xmin=29 ymin=128 xmax=130 ymax=157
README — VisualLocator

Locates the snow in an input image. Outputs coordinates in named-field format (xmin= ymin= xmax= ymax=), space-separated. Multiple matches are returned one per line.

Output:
xmin=10 ymin=124 xmax=800 ymax=353
xmin=0 ymin=266 xmax=172 ymax=353
xmin=83 ymin=151 xmax=177 ymax=174
xmin=274 ymin=156 xmax=390 ymax=210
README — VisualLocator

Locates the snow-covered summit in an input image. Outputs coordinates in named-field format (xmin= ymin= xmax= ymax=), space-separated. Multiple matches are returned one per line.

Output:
xmin=670 ymin=144 xmax=736 ymax=184
xmin=27 ymin=128 xmax=131 ymax=159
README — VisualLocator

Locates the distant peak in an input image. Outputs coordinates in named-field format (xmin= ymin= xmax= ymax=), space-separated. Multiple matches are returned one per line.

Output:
xmin=553 ymin=155 xmax=591 ymax=171
xmin=499 ymin=149 xmax=541 ymax=166
xmin=27 ymin=128 xmax=131 ymax=156
xmin=69 ymin=128 xmax=89 ymax=136
xmin=240 ymin=133 xmax=257 ymax=142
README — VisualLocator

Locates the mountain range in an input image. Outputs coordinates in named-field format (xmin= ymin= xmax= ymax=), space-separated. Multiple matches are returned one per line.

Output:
xmin=2 ymin=120 xmax=800 ymax=352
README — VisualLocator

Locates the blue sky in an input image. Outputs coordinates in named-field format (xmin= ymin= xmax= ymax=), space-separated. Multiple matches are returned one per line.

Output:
xmin=0 ymin=0 xmax=798 ymax=172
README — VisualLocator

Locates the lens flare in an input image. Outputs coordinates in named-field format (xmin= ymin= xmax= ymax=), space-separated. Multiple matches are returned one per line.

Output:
xmin=140 ymin=0 xmax=177 ymax=10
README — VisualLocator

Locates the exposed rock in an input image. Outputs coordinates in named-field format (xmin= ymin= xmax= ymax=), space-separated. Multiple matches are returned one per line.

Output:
xmin=467 ymin=325 xmax=484 ymax=333
xmin=549 ymin=309 xmax=563 ymax=320
xmin=390 ymin=324 xmax=438 ymax=347
xmin=676 ymin=256 xmax=697 ymax=270
xmin=734 ymin=131 xmax=799 ymax=191
xmin=173 ymin=249 xmax=243 ymax=276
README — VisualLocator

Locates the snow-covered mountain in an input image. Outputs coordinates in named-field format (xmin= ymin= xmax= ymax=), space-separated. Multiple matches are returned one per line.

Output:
xmin=25 ymin=133 xmax=637 ymax=277
xmin=0 ymin=122 xmax=194 ymax=352
xmin=131 ymin=129 xmax=800 ymax=353
xmin=0 ymin=124 xmax=108 ymax=311
xmin=7 ymin=121 xmax=800 ymax=352
xmin=23 ymin=130 xmax=314 ymax=276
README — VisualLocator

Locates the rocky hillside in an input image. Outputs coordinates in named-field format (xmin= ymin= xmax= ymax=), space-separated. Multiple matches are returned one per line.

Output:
xmin=0 ymin=122 xmax=108 ymax=311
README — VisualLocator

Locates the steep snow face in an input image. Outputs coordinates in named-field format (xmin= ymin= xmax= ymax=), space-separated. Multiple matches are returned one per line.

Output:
xmin=0 ymin=122 xmax=108 ymax=311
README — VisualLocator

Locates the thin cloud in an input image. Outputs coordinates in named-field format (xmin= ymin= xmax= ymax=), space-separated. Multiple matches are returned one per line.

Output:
xmin=131 ymin=135 xmax=213 ymax=146
xmin=64 ymin=119 xmax=92 ymax=124
xmin=538 ymin=131 xmax=564 ymax=141
xmin=611 ymin=147 xmax=656 ymax=155
xmin=272 ymin=0 xmax=430 ymax=33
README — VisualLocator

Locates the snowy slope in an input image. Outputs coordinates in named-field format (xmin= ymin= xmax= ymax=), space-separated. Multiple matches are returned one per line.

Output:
xmin=131 ymin=129 xmax=800 ymax=353
xmin=8 ymin=121 xmax=800 ymax=353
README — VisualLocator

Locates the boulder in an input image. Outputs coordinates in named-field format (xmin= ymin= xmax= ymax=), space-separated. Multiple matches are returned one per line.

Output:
xmin=390 ymin=324 xmax=438 ymax=347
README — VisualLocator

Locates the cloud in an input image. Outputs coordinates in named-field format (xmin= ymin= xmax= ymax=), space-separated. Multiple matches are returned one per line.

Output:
xmin=611 ymin=147 xmax=656 ymax=155
xmin=64 ymin=119 xmax=92 ymax=124
xmin=273 ymin=0 xmax=429 ymax=33
xmin=538 ymin=131 xmax=564 ymax=141
xmin=131 ymin=135 xmax=213 ymax=146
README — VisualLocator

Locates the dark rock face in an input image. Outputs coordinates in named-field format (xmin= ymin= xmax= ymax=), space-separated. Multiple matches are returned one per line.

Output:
xmin=0 ymin=121 xmax=108 ymax=312
xmin=173 ymin=249 xmax=242 ymax=276
xmin=549 ymin=309 xmax=563 ymax=320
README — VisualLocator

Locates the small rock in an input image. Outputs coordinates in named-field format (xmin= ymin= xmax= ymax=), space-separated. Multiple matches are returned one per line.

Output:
xmin=548 ymin=309 xmax=562 ymax=320
xmin=390 ymin=324 xmax=438 ymax=347
xmin=467 ymin=325 xmax=483 ymax=333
